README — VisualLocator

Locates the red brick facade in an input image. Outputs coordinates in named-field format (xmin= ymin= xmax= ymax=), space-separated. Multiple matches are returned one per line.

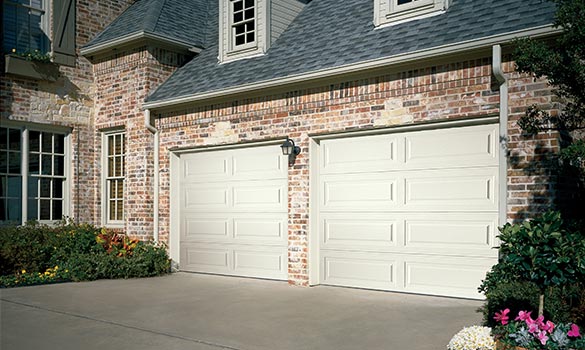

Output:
xmin=1 ymin=2 xmax=560 ymax=286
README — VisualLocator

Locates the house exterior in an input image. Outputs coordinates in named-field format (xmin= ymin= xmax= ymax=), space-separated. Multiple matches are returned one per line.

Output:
xmin=1 ymin=0 xmax=561 ymax=299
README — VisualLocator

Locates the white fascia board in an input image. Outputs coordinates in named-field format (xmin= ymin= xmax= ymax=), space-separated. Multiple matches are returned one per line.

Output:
xmin=142 ymin=25 xmax=560 ymax=110
xmin=80 ymin=31 xmax=202 ymax=56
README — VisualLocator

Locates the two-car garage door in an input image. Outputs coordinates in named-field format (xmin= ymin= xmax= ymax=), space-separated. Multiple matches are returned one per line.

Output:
xmin=318 ymin=123 xmax=499 ymax=298
xmin=176 ymin=123 xmax=499 ymax=299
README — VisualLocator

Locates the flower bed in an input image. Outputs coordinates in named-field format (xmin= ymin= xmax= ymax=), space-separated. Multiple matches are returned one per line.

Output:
xmin=0 ymin=222 xmax=170 ymax=288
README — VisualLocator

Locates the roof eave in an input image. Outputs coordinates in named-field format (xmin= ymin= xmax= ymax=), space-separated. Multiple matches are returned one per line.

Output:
xmin=80 ymin=31 xmax=203 ymax=57
xmin=142 ymin=24 xmax=560 ymax=111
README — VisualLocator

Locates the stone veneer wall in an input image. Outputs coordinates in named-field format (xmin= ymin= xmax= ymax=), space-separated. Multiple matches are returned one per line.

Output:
xmin=0 ymin=0 xmax=135 ymax=224
xmin=148 ymin=55 xmax=560 ymax=286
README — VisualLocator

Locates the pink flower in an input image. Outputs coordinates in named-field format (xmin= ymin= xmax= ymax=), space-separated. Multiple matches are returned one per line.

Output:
xmin=528 ymin=322 xmax=540 ymax=334
xmin=543 ymin=320 xmax=555 ymax=333
xmin=494 ymin=309 xmax=510 ymax=325
xmin=537 ymin=331 xmax=549 ymax=345
xmin=568 ymin=324 xmax=581 ymax=338
xmin=515 ymin=310 xmax=532 ymax=322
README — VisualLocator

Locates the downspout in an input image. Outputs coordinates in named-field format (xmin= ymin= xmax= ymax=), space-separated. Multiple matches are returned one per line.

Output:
xmin=492 ymin=45 xmax=508 ymax=227
xmin=144 ymin=109 xmax=160 ymax=242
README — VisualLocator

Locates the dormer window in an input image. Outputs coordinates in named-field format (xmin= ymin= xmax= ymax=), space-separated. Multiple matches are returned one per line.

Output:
xmin=374 ymin=0 xmax=450 ymax=27
xmin=231 ymin=0 xmax=256 ymax=49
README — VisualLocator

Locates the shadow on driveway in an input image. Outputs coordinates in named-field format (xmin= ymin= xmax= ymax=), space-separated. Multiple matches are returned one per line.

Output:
xmin=1 ymin=273 xmax=483 ymax=350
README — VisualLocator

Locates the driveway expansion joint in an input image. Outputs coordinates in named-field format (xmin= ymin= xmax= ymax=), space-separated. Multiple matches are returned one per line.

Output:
xmin=1 ymin=298 xmax=243 ymax=350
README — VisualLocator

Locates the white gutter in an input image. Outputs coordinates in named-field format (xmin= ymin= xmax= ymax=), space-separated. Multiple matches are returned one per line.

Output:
xmin=492 ymin=45 xmax=508 ymax=227
xmin=144 ymin=109 xmax=160 ymax=242
xmin=80 ymin=31 xmax=202 ymax=56
xmin=143 ymin=25 xmax=559 ymax=110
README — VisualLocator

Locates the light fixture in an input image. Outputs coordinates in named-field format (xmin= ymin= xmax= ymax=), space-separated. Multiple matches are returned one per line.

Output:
xmin=280 ymin=137 xmax=301 ymax=166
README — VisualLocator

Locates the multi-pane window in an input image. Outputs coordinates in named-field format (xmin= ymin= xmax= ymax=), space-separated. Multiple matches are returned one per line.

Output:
xmin=394 ymin=0 xmax=434 ymax=11
xmin=104 ymin=132 xmax=125 ymax=224
xmin=0 ymin=127 xmax=22 ymax=223
xmin=28 ymin=131 xmax=65 ymax=221
xmin=2 ymin=0 xmax=49 ymax=54
xmin=231 ymin=0 xmax=255 ymax=48
xmin=0 ymin=126 xmax=67 ymax=225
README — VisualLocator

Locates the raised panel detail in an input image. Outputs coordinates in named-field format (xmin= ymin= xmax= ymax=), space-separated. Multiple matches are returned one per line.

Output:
xmin=183 ymin=153 xmax=229 ymax=181
xmin=404 ymin=170 xmax=497 ymax=210
xmin=234 ymin=218 xmax=284 ymax=241
xmin=184 ymin=218 xmax=229 ymax=240
xmin=323 ymin=219 xmax=394 ymax=247
xmin=321 ymin=135 xmax=397 ymax=174
xmin=184 ymin=247 xmax=229 ymax=268
xmin=323 ymin=256 xmax=395 ymax=288
xmin=233 ymin=184 xmax=285 ymax=210
xmin=405 ymin=220 xmax=494 ymax=248
xmin=322 ymin=176 xmax=395 ymax=210
xmin=184 ymin=187 xmax=229 ymax=208
xmin=233 ymin=148 xmax=285 ymax=179
xmin=404 ymin=124 xmax=497 ymax=169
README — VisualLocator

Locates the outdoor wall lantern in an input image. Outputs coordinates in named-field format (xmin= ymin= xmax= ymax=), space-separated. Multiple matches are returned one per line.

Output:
xmin=280 ymin=137 xmax=301 ymax=166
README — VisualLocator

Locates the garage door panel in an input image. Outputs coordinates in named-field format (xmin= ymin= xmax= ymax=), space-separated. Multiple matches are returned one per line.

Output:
xmin=233 ymin=247 xmax=287 ymax=279
xmin=404 ymin=169 xmax=497 ymax=211
xmin=181 ymin=244 xmax=231 ymax=274
xmin=404 ymin=124 xmax=498 ymax=169
xmin=321 ymin=174 xmax=397 ymax=211
xmin=321 ymin=214 xmax=396 ymax=250
xmin=404 ymin=256 xmax=495 ymax=298
xmin=182 ymin=217 xmax=230 ymax=242
xmin=184 ymin=186 xmax=229 ymax=210
xmin=322 ymin=252 xmax=396 ymax=290
xmin=233 ymin=181 xmax=287 ymax=211
xmin=179 ymin=144 xmax=288 ymax=280
xmin=404 ymin=214 xmax=498 ymax=255
xmin=318 ymin=124 xmax=500 ymax=299
xmin=233 ymin=147 xmax=287 ymax=180
xmin=233 ymin=216 xmax=287 ymax=244
xmin=321 ymin=134 xmax=398 ymax=174
xmin=183 ymin=152 xmax=230 ymax=182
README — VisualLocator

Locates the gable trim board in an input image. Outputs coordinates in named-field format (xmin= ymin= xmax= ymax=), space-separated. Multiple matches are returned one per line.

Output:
xmin=80 ymin=31 xmax=203 ymax=57
xmin=142 ymin=25 xmax=558 ymax=110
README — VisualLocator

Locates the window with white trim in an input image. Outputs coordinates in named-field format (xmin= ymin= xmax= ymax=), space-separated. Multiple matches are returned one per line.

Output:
xmin=103 ymin=131 xmax=125 ymax=226
xmin=0 ymin=125 xmax=68 ymax=225
xmin=231 ymin=0 xmax=256 ymax=49
xmin=219 ymin=0 xmax=267 ymax=63
xmin=375 ymin=0 xmax=450 ymax=26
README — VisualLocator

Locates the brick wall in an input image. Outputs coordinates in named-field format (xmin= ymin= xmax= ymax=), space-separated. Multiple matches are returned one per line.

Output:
xmin=146 ymin=55 xmax=559 ymax=286
xmin=1 ymin=0 xmax=135 ymax=224
xmin=92 ymin=47 xmax=189 ymax=238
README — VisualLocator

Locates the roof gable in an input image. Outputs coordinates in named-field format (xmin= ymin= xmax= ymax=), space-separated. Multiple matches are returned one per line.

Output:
xmin=145 ymin=0 xmax=556 ymax=107
xmin=83 ymin=0 xmax=210 ymax=53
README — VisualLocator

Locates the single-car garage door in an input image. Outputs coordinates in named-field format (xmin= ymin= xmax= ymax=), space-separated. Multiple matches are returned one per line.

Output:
xmin=318 ymin=123 xmax=500 ymax=298
xmin=178 ymin=145 xmax=288 ymax=280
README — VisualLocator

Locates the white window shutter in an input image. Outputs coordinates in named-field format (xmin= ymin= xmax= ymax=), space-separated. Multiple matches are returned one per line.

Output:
xmin=52 ymin=0 xmax=76 ymax=66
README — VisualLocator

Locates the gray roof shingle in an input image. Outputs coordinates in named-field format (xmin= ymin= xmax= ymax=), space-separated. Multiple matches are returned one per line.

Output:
xmin=84 ymin=0 xmax=210 ymax=49
xmin=143 ymin=0 xmax=556 ymax=103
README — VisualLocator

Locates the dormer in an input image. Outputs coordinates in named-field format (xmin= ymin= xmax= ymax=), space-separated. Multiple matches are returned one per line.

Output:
xmin=218 ymin=0 xmax=307 ymax=63
xmin=374 ymin=0 xmax=450 ymax=27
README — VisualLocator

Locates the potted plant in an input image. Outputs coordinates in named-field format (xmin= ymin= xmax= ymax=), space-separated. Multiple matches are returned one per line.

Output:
xmin=4 ymin=49 xmax=60 ymax=81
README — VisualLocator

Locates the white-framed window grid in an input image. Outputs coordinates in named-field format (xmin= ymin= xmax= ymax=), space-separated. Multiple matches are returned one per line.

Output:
xmin=0 ymin=124 xmax=69 ymax=225
xmin=230 ymin=0 xmax=256 ymax=50
xmin=102 ymin=131 xmax=126 ymax=227
xmin=392 ymin=0 xmax=435 ymax=14
xmin=2 ymin=0 xmax=50 ymax=54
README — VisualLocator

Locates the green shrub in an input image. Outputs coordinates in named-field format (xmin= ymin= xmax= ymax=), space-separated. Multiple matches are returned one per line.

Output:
xmin=0 ymin=222 xmax=170 ymax=288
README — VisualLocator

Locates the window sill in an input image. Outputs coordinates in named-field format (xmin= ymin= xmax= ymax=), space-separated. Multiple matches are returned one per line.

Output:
xmin=4 ymin=54 xmax=60 ymax=82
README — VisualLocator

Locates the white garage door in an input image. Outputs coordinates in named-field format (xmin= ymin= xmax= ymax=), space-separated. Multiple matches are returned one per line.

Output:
xmin=179 ymin=145 xmax=288 ymax=280
xmin=318 ymin=124 xmax=500 ymax=298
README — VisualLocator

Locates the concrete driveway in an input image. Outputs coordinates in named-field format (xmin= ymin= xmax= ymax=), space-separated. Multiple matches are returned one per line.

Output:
xmin=1 ymin=273 xmax=483 ymax=350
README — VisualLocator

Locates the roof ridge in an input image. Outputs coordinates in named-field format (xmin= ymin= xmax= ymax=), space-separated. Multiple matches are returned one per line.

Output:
xmin=144 ymin=0 xmax=166 ymax=33
xmin=200 ymin=0 xmax=213 ymax=48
